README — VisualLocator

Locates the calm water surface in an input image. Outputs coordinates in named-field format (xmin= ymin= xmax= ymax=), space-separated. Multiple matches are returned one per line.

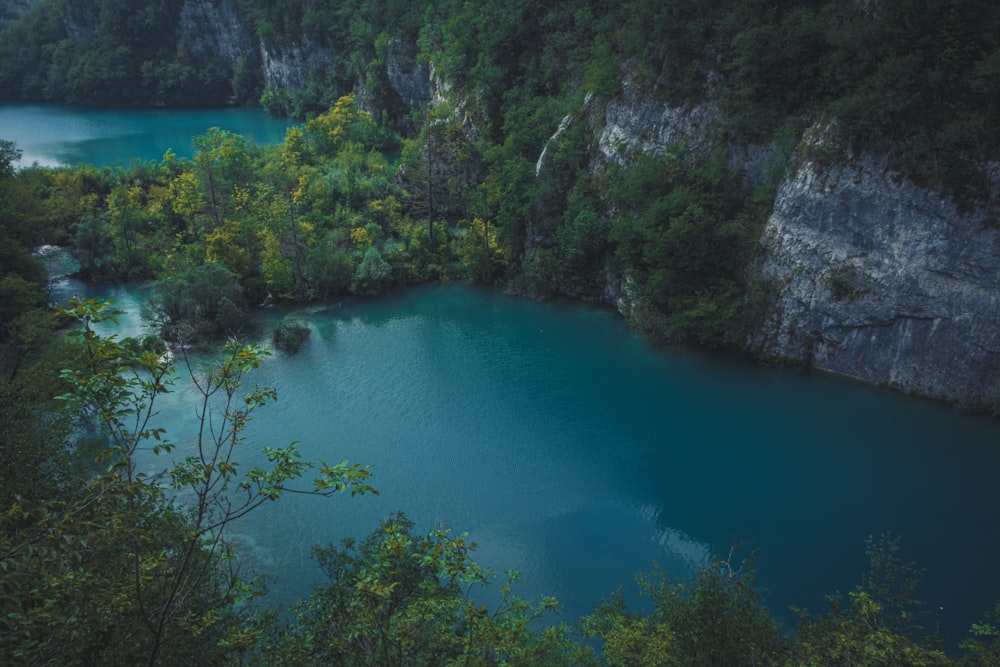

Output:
xmin=0 ymin=103 xmax=295 ymax=166
xmin=50 ymin=277 xmax=1000 ymax=642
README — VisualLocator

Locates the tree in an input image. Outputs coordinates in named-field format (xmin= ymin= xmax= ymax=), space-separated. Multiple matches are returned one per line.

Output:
xmin=149 ymin=262 xmax=249 ymax=344
xmin=0 ymin=274 xmax=49 ymax=379
xmin=106 ymin=182 xmax=158 ymax=277
xmin=788 ymin=533 xmax=950 ymax=667
xmin=303 ymin=95 xmax=385 ymax=158
xmin=272 ymin=319 xmax=310 ymax=354
xmin=581 ymin=548 xmax=785 ymax=667
xmin=259 ymin=224 xmax=296 ymax=299
xmin=193 ymin=128 xmax=253 ymax=229
xmin=354 ymin=244 xmax=391 ymax=294
xmin=164 ymin=169 xmax=208 ymax=242
xmin=962 ymin=602 xmax=1000 ymax=666
xmin=1 ymin=297 xmax=375 ymax=665
xmin=70 ymin=211 xmax=115 ymax=277
xmin=205 ymin=217 xmax=259 ymax=280
xmin=0 ymin=143 xmax=49 ymax=290
xmin=0 ymin=138 xmax=20 ymax=178
xmin=456 ymin=217 xmax=504 ymax=283
xmin=304 ymin=237 xmax=354 ymax=299
xmin=267 ymin=512 xmax=592 ymax=666
xmin=0 ymin=309 xmax=79 ymax=512
xmin=581 ymin=593 xmax=678 ymax=667
xmin=608 ymin=152 xmax=764 ymax=345
xmin=399 ymin=102 xmax=482 ymax=253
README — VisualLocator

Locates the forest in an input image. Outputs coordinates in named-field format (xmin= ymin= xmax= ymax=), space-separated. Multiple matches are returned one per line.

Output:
xmin=2 ymin=0 xmax=1000 ymax=663
xmin=3 ymin=0 xmax=997 ymax=342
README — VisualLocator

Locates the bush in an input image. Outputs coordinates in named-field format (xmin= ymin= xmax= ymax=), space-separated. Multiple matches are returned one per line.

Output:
xmin=150 ymin=263 xmax=249 ymax=344
xmin=120 ymin=334 xmax=167 ymax=358
xmin=272 ymin=320 xmax=310 ymax=354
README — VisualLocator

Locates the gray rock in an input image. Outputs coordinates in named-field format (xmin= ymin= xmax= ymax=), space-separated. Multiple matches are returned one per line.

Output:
xmin=385 ymin=38 xmax=432 ymax=110
xmin=592 ymin=78 xmax=720 ymax=170
xmin=260 ymin=37 xmax=334 ymax=91
xmin=753 ymin=149 xmax=1000 ymax=407
xmin=538 ymin=79 xmax=1000 ymax=407
xmin=179 ymin=0 xmax=258 ymax=69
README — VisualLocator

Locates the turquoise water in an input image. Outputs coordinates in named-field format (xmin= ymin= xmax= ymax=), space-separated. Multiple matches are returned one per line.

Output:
xmin=0 ymin=103 xmax=295 ymax=167
xmin=51 ymin=278 xmax=1000 ymax=643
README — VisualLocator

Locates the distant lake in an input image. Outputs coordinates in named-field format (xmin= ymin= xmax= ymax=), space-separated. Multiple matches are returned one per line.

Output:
xmin=48 ymin=274 xmax=1000 ymax=648
xmin=0 ymin=103 xmax=295 ymax=167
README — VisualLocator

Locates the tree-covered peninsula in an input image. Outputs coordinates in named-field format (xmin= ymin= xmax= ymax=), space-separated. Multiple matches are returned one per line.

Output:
xmin=3 ymin=0 xmax=1000 ymax=663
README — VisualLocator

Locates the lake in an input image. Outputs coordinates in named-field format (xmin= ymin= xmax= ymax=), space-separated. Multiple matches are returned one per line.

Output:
xmin=0 ymin=103 xmax=295 ymax=167
xmin=49 ymin=274 xmax=1000 ymax=645
xmin=22 ymin=104 xmax=1000 ymax=645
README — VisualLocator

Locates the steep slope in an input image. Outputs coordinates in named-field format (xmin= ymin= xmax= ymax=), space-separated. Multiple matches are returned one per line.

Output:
xmin=541 ymin=73 xmax=1000 ymax=408
xmin=754 ymin=144 xmax=1000 ymax=406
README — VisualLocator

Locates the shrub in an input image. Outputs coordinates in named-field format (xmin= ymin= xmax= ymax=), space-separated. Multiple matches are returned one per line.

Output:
xmin=150 ymin=263 xmax=249 ymax=344
xmin=272 ymin=320 xmax=310 ymax=354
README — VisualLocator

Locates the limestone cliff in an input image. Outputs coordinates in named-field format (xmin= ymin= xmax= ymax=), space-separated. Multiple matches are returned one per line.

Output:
xmin=591 ymin=80 xmax=720 ymax=170
xmin=752 ymin=145 xmax=1000 ymax=407
xmin=540 ymin=79 xmax=1000 ymax=407
xmin=384 ymin=38 xmax=434 ymax=111
xmin=179 ymin=0 xmax=258 ymax=71
xmin=180 ymin=0 xmax=334 ymax=94
xmin=177 ymin=2 xmax=432 ymax=114
xmin=258 ymin=37 xmax=334 ymax=91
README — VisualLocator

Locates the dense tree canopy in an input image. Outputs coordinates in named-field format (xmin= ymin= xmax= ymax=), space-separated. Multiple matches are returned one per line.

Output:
xmin=3 ymin=0 xmax=997 ymax=178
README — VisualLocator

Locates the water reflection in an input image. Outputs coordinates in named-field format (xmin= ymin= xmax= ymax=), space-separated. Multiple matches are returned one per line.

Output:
xmin=639 ymin=504 xmax=712 ymax=571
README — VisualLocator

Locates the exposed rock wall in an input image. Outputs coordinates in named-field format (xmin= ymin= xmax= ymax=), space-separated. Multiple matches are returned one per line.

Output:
xmin=571 ymin=82 xmax=773 ymax=326
xmin=385 ymin=38 xmax=433 ymax=111
xmin=752 ymin=152 xmax=1000 ymax=407
xmin=179 ymin=0 xmax=258 ymax=69
xmin=592 ymin=81 xmax=719 ymax=170
xmin=545 ymin=79 xmax=1000 ymax=407
xmin=179 ymin=0 xmax=340 ymax=98
xmin=588 ymin=77 xmax=777 ymax=184
xmin=158 ymin=4 xmax=1000 ymax=407
xmin=175 ymin=3 xmax=434 ymax=115
xmin=259 ymin=38 xmax=334 ymax=91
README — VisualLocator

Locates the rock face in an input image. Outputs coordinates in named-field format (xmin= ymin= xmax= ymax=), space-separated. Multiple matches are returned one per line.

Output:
xmin=130 ymin=2 xmax=1000 ymax=407
xmin=179 ymin=0 xmax=258 ymax=69
xmin=592 ymin=81 xmax=719 ymax=170
xmin=385 ymin=38 xmax=433 ymax=111
xmin=752 ymin=153 xmax=1000 ymax=407
xmin=259 ymin=38 xmax=334 ymax=91
xmin=541 ymin=80 xmax=1000 ymax=407
xmin=180 ymin=0 xmax=338 ymax=96
xmin=159 ymin=4 xmax=436 ymax=115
